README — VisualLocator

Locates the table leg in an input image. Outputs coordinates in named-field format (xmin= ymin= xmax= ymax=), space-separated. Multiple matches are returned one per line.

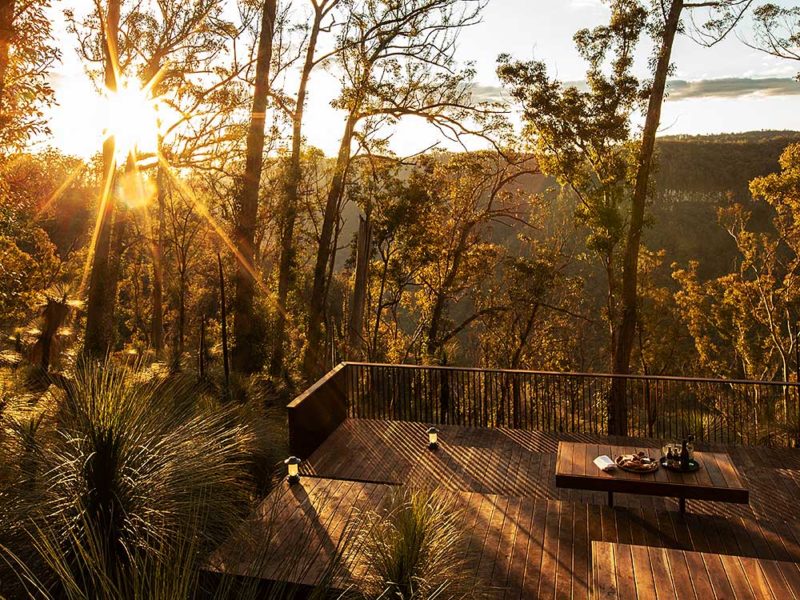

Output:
xmin=679 ymin=497 xmax=686 ymax=513
xmin=608 ymin=491 xmax=614 ymax=508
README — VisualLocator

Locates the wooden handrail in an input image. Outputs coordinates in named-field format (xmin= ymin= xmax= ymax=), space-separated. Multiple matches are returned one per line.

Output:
xmin=341 ymin=361 xmax=800 ymax=388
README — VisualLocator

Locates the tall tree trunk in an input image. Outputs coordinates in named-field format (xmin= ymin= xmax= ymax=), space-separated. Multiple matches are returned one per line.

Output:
xmin=151 ymin=155 xmax=165 ymax=352
xmin=609 ymin=0 xmax=683 ymax=436
xmin=347 ymin=215 xmax=372 ymax=357
xmin=218 ymin=252 xmax=230 ymax=388
xmin=371 ymin=246 xmax=390 ymax=359
xmin=0 ymin=0 xmax=16 ymax=121
xmin=270 ymin=9 xmax=323 ymax=378
xmin=231 ymin=0 xmax=277 ymax=374
xmin=84 ymin=0 xmax=121 ymax=359
xmin=426 ymin=228 xmax=470 ymax=361
xmin=303 ymin=112 xmax=357 ymax=379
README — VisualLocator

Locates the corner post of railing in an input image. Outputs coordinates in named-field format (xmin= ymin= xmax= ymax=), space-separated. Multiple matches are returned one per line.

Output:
xmin=287 ymin=363 xmax=349 ymax=459
xmin=795 ymin=382 xmax=800 ymax=448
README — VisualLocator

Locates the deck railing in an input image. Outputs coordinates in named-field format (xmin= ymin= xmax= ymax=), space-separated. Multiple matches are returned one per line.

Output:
xmin=341 ymin=362 xmax=800 ymax=447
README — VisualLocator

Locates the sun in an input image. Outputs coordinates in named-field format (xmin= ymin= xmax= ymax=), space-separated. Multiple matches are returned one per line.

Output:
xmin=102 ymin=77 xmax=162 ymax=162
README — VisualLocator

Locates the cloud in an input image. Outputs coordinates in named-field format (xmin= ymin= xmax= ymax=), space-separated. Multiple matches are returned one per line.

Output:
xmin=469 ymin=85 xmax=506 ymax=102
xmin=470 ymin=77 xmax=800 ymax=103
xmin=665 ymin=77 xmax=800 ymax=100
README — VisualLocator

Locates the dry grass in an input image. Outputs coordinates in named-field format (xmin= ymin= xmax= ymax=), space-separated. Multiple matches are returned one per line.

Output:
xmin=350 ymin=486 xmax=479 ymax=600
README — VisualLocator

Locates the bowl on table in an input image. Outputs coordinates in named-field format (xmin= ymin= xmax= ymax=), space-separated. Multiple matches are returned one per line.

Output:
xmin=615 ymin=452 xmax=659 ymax=474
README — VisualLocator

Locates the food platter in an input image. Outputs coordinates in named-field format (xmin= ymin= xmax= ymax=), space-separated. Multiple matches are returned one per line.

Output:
xmin=615 ymin=453 xmax=659 ymax=474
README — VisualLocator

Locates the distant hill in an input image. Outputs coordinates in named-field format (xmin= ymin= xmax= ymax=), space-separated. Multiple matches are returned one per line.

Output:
xmin=646 ymin=131 xmax=800 ymax=281
xmin=654 ymin=130 xmax=800 ymax=200
xmin=336 ymin=131 xmax=800 ymax=281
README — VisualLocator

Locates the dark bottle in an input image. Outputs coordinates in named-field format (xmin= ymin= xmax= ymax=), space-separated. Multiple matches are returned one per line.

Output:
xmin=680 ymin=439 xmax=690 ymax=471
xmin=666 ymin=446 xmax=674 ymax=467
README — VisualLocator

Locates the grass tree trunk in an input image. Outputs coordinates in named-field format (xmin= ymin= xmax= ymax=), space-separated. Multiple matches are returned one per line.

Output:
xmin=0 ymin=0 xmax=16 ymax=118
xmin=39 ymin=298 xmax=69 ymax=371
xmin=84 ymin=0 xmax=121 ymax=359
xmin=270 ymin=10 xmax=324 ymax=379
xmin=609 ymin=0 xmax=683 ymax=436
xmin=347 ymin=215 xmax=372 ymax=357
xmin=231 ymin=0 xmax=277 ymax=374
xmin=303 ymin=112 xmax=357 ymax=379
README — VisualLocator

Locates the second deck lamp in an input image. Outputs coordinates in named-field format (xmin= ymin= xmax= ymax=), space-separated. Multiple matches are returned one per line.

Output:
xmin=427 ymin=427 xmax=439 ymax=450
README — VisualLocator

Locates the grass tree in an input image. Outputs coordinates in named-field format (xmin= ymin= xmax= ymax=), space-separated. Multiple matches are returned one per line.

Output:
xmin=0 ymin=359 xmax=260 ymax=598
xmin=354 ymin=486 xmax=475 ymax=599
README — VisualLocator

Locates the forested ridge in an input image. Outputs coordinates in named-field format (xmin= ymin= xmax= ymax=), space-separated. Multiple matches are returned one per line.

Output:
xmin=5 ymin=130 xmax=800 ymax=382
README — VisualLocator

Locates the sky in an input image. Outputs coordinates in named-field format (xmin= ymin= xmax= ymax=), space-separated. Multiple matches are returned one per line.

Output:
xmin=44 ymin=0 xmax=800 ymax=160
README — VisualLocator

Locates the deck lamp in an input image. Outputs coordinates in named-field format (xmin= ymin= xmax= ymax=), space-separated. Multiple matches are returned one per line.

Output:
xmin=427 ymin=427 xmax=439 ymax=450
xmin=284 ymin=456 xmax=302 ymax=484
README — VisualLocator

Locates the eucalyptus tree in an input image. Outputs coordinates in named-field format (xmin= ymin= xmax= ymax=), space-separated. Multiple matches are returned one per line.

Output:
xmin=270 ymin=0 xmax=342 ymax=379
xmin=613 ymin=0 xmax=753 ymax=435
xmin=72 ymin=0 xmax=235 ymax=358
xmin=301 ymin=0 xmax=488 ymax=379
xmin=500 ymin=0 xmax=753 ymax=435
xmin=748 ymin=3 xmax=800 ymax=78
xmin=231 ymin=0 xmax=278 ymax=374
xmin=0 ymin=0 xmax=59 ymax=149
xmin=499 ymin=0 xmax=647 ymax=430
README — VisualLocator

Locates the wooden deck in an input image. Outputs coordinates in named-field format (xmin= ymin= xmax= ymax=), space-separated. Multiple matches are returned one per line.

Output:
xmin=592 ymin=541 xmax=800 ymax=599
xmin=302 ymin=419 xmax=800 ymax=521
xmin=215 ymin=419 xmax=800 ymax=597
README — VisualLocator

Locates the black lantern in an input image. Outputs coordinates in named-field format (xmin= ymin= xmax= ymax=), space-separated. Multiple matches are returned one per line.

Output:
xmin=426 ymin=427 xmax=439 ymax=450
xmin=284 ymin=456 xmax=302 ymax=484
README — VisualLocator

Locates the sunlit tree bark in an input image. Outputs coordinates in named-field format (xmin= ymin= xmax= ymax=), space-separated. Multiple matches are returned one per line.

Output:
xmin=231 ymin=0 xmax=277 ymax=373
xmin=271 ymin=0 xmax=340 ymax=378
xmin=84 ymin=0 xmax=121 ymax=359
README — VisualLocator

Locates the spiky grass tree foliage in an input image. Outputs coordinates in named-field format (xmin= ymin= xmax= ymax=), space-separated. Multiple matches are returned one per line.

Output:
xmin=0 ymin=360 xmax=258 ymax=599
xmin=355 ymin=487 xmax=475 ymax=599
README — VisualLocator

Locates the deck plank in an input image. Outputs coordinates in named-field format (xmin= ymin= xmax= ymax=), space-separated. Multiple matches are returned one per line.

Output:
xmin=593 ymin=543 xmax=800 ymax=600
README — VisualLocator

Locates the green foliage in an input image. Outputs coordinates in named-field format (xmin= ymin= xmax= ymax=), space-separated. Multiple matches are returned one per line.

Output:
xmin=674 ymin=143 xmax=800 ymax=381
xmin=0 ymin=0 xmax=61 ymax=149
xmin=497 ymin=0 xmax=647 ymax=365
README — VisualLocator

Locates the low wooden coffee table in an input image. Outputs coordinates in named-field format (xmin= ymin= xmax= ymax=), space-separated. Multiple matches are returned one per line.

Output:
xmin=555 ymin=442 xmax=749 ymax=513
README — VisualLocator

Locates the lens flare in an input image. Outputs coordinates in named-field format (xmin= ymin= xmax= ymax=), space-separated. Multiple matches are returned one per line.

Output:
xmin=102 ymin=78 xmax=162 ymax=161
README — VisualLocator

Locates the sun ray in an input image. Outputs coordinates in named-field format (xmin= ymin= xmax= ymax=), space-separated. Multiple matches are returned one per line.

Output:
xmin=36 ymin=162 xmax=88 ymax=218
xmin=79 ymin=155 xmax=117 ymax=298
xmin=156 ymin=155 xmax=283 ymax=317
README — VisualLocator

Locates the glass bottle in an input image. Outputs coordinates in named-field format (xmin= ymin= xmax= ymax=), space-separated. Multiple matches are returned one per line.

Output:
xmin=680 ymin=438 xmax=690 ymax=471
